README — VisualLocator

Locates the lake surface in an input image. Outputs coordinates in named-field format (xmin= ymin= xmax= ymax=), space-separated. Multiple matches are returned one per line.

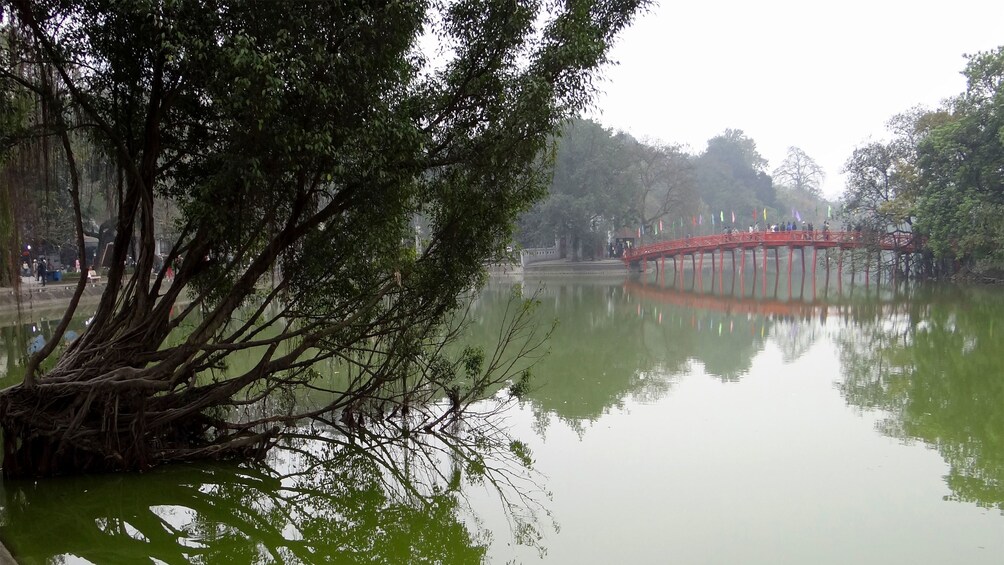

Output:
xmin=1 ymin=270 xmax=1003 ymax=563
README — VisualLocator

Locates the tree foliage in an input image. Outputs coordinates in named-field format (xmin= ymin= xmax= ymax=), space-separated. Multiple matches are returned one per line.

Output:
xmin=914 ymin=47 xmax=1004 ymax=270
xmin=519 ymin=119 xmax=698 ymax=255
xmin=518 ymin=118 xmax=637 ymax=257
xmin=842 ymin=46 xmax=1004 ymax=276
xmin=772 ymin=146 xmax=824 ymax=197
xmin=627 ymin=137 xmax=697 ymax=243
xmin=841 ymin=140 xmax=917 ymax=231
xmin=0 ymin=0 xmax=645 ymax=477
xmin=693 ymin=129 xmax=774 ymax=222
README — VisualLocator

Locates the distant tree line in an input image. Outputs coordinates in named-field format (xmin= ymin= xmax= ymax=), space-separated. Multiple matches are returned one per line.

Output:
xmin=517 ymin=119 xmax=834 ymax=259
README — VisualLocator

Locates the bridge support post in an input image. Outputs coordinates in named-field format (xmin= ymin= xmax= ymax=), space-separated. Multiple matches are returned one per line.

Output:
xmin=787 ymin=247 xmax=793 ymax=299
xmin=698 ymin=251 xmax=705 ymax=284
xmin=762 ymin=247 xmax=767 ymax=295
xmin=812 ymin=258 xmax=817 ymax=300
xmin=825 ymin=249 xmax=831 ymax=297
xmin=740 ymin=261 xmax=746 ymax=295
xmin=716 ymin=257 xmax=722 ymax=293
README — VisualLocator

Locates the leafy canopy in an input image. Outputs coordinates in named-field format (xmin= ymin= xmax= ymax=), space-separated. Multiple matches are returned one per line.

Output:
xmin=0 ymin=0 xmax=647 ymax=476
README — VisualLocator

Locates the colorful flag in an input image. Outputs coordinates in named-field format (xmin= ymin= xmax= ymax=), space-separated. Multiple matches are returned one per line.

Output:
xmin=763 ymin=208 xmax=767 ymax=221
xmin=637 ymin=227 xmax=641 ymax=238
xmin=731 ymin=211 xmax=735 ymax=223
xmin=795 ymin=209 xmax=802 ymax=222
xmin=699 ymin=215 xmax=703 ymax=226
xmin=827 ymin=205 xmax=832 ymax=219
xmin=659 ymin=219 xmax=664 ymax=232
xmin=720 ymin=210 xmax=724 ymax=223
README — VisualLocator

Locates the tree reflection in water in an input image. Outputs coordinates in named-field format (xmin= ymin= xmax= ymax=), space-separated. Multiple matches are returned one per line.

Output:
xmin=621 ymin=277 xmax=1004 ymax=513
xmin=834 ymin=285 xmax=1004 ymax=512
xmin=0 ymin=415 xmax=551 ymax=563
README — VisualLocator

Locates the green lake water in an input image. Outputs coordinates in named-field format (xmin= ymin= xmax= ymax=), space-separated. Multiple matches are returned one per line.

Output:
xmin=1 ymin=270 xmax=1003 ymax=563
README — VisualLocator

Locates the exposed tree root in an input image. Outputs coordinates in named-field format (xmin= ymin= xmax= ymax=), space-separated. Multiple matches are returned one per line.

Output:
xmin=0 ymin=383 xmax=277 ymax=477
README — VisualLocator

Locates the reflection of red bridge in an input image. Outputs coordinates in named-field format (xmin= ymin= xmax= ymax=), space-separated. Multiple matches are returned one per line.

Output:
xmin=624 ymin=279 xmax=913 ymax=320
xmin=624 ymin=231 xmax=922 ymax=278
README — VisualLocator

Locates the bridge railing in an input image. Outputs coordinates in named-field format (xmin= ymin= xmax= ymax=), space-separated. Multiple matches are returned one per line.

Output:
xmin=624 ymin=231 xmax=921 ymax=262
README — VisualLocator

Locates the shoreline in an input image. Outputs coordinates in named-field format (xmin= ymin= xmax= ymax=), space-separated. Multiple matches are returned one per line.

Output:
xmin=522 ymin=257 xmax=630 ymax=276
xmin=0 ymin=279 xmax=105 ymax=318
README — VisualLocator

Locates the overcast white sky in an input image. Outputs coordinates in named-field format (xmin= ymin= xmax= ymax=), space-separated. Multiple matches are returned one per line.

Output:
xmin=585 ymin=0 xmax=1004 ymax=198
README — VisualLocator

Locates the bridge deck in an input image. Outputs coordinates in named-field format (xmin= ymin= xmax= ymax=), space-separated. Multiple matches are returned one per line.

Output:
xmin=624 ymin=230 xmax=920 ymax=264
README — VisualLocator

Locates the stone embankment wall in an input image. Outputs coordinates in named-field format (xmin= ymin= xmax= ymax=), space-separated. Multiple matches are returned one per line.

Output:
xmin=0 ymin=282 xmax=105 ymax=313
xmin=520 ymin=246 xmax=558 ymax=266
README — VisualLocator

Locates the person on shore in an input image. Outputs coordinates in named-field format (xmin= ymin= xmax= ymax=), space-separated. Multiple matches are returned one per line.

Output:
xmin=38 ymin=258 xmax=48 ymax=287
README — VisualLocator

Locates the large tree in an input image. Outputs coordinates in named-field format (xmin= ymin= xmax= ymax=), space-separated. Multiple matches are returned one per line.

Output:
xmin=914 ymin=47 xmax=1004 ymax=271
xmin=627 ymin=138 xmax=696 ymax=244
xmin=693 ymin=129 xmax=774 ymax=223
xmin=840 ymin=142 xmax=909 ymax=231
xmin=772 ymin=146 xmax=824 ymax=197
xmin=840 ymin=106 xmax=936 ymax=235
xmin=0 ymin=0 xmax=644 ymax=477
xmin=518 ymin=118 xmax=637 ymax=258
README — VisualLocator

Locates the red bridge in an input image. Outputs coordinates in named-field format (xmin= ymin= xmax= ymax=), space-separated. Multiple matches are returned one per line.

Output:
xmin=624 ymin=230 xmax=923 ymax=278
